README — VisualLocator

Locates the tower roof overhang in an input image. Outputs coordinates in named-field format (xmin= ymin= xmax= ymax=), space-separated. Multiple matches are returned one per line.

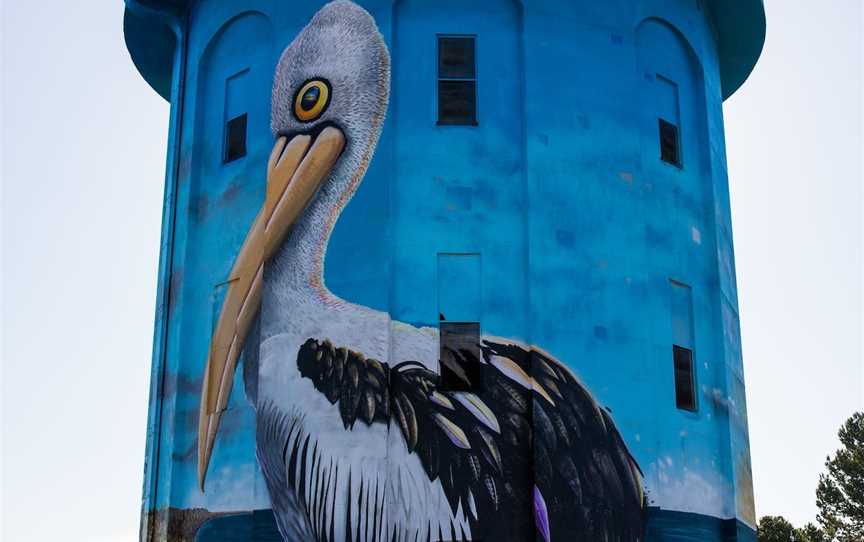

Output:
xmin=123 ymin=0 xmax=765 ymax=102
xmin=707 ymin=0 xmax=767 ymax=100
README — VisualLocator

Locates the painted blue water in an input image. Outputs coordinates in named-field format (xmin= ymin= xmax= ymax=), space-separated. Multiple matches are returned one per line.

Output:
xmin=195 ymin=508 xmax=756 ymax=542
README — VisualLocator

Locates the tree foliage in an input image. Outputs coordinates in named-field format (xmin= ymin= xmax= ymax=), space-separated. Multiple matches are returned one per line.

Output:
xmin=757 ymin=412 xmax=862 ymax=542
xmin=816 ymin=412 xmax=864 ymax=541
xmin=797 ymin=523 xmax=828 ymax=542
xmin=758 ymin=516 xmax=797 ymax=541
xmin=757 ymin=516 xmax=826 ymax=542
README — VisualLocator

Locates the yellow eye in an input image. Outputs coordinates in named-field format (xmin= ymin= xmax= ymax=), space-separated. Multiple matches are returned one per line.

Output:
xmin=294 ymin=80 xmax=330 ymax=122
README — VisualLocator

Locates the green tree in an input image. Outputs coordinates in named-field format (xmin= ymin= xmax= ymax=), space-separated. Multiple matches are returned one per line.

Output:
xmin=758 ymin=516 xmax=797 ymax=542
xmin=757 ymin=516 xmax=827 ymax=542
xmin=796 ymin=523 xmax=827 ymax=542
xmin=816 ymin=412 xmax=864 ymax=541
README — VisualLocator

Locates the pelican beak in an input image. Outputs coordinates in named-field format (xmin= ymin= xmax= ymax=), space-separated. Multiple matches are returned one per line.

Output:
xmin=198 ymin=126 xmax=346 ymax=491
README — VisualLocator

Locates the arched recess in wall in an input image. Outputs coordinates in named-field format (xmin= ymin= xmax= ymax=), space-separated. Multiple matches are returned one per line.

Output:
xmin=635 ymin=17 xmax=733 ymax=521
xmin=389 ymin=0 xmax=527 ymax=285
xmin=185 ymin=7 xmax=275 ymax=459
xmin=186 ymin=9 xmax=276 ymax=326
xmin=388 ymin=4 xmax=532 ymax=539
xmin=389 ymin=0 xmax=528 ymax=328
xmin=635 ymin=17 xmax=711 ymax=182
xmin=190 ymin=11 xmax=275 ymax=205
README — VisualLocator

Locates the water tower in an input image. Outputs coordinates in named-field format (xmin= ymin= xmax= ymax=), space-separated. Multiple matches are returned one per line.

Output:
xmin=124 ymin=1 xmax=766 ymax=541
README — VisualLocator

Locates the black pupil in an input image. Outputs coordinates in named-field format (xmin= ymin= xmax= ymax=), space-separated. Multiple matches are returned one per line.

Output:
xmin=301 ymin=86 xmax=321 ymax=111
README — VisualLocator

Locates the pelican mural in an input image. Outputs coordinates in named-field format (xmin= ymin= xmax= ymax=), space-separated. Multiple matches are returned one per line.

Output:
xmin=197 ymin=2 xmax=644 ymax=541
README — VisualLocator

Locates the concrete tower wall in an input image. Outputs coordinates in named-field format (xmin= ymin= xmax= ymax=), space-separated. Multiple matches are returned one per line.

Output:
xmin=125 ymin=1 xmax=765 ymax=540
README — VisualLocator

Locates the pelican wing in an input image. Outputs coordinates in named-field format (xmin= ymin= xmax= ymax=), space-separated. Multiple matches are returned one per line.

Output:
xmin=296 ymin=337 xmax=644 ymax=542
xmin=388 ymin=348 xmax=537 ymax=541
xmin=483 ymin=340 xmax=646 ymax=542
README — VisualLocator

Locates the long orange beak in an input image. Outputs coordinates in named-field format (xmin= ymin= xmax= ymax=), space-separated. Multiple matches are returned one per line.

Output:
xmin=198 ymin=126 xmax=345 ymax=490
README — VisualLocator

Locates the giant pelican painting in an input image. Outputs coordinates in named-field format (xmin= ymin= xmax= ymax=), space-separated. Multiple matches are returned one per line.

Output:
xmin=197 ymin=2 xmax=645 ymax=541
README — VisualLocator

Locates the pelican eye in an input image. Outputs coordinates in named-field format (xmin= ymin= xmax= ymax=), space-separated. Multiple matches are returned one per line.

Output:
xmin=294 ymin=80 xmax=330 ymax=122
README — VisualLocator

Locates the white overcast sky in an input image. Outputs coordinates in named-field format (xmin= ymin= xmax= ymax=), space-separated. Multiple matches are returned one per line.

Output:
xmin=1 ymin=1 xmax=861 ymax=541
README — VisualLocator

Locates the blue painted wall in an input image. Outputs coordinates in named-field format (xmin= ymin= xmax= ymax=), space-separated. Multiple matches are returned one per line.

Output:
xmin=129 ymin=1 xmax=761 ymax=540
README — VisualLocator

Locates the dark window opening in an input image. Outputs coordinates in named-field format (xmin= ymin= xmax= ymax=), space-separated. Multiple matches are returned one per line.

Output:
xmin=437 ymin=36 xmax=477 ymax=126
xmin=439 ymin=321 xmax=482 ymax=391
xmin=659 ymin=118 xmax=680 ymax=167
xmin=438 ymin=37 xmax=476 ymax=79
xmin=438 ymin=81 xmax=476 ymax=126
xmin=224 ymin=113 xmax=248 ymax=163
xmin=673 ymin=345 xmax=697 ymax=411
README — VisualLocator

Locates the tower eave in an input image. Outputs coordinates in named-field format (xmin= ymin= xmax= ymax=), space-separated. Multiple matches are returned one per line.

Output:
xmin=122 ymin=0 xmax=766 ymax=101
xmin=706 ymin=0 xmax=767 ymax=100
xmin=123 ymin=7 xmax=177 ymax=101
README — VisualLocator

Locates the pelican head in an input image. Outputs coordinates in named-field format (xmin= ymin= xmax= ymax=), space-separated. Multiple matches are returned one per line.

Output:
xmin=198 ymin=0 xmax=390 ymax=490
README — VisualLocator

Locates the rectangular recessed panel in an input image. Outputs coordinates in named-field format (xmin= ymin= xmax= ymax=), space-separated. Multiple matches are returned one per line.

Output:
xmin=225 ymin=68 xmax=250 ymax=123
xmin=656 ymin=74 xmax=680 ymax=125
xmin=225 ymin=113 xmax=248 ymax=163
xmin=437 ymin=253 xmax=481 ymax=322
xmin=438 ymin=36 xmax=476 ymax=79
xmin=673 ymin=345 xmax=697 ymax=411
xmin=670 ymin=281 xmax=696 ymax=411
xmin=656 ymin=74 xmax=682 ymax=167
xmin=669 ymin=280 xmax=694 ymax=349
xmin=438 ymin=80 xmax=477 ymax=125
xmin=437 ymin=253 xmax=481 ymax=392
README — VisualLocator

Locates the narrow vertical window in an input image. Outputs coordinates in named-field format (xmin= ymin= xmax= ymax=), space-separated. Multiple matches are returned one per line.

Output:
xmin=437 ymin=253 xmax=481 ymax=391
xmin=656 ymin=75 xmax=682 ymax=168
xmin=224 ymin=113 xmax=248 ymax=163
xmin=673 ymin=345 xmax=696 ymax=411
xmin=670 ymin=279 xmax=697 ymax=412
xmin=437 ymin=36 xmax=477 ymax=126
xmin=659 ymin=118 xmax=680 ymax=166
xmin=223 ymin=69 xmax=250 ymax=164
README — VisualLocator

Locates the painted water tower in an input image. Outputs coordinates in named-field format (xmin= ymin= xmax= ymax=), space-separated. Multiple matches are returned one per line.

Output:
xmin=124 ymin=1 xmax=766 ymax=541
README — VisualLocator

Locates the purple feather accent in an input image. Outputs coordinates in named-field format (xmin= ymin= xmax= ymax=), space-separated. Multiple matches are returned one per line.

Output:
xmin=533 ymin=485 xmax=551 ymax=542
